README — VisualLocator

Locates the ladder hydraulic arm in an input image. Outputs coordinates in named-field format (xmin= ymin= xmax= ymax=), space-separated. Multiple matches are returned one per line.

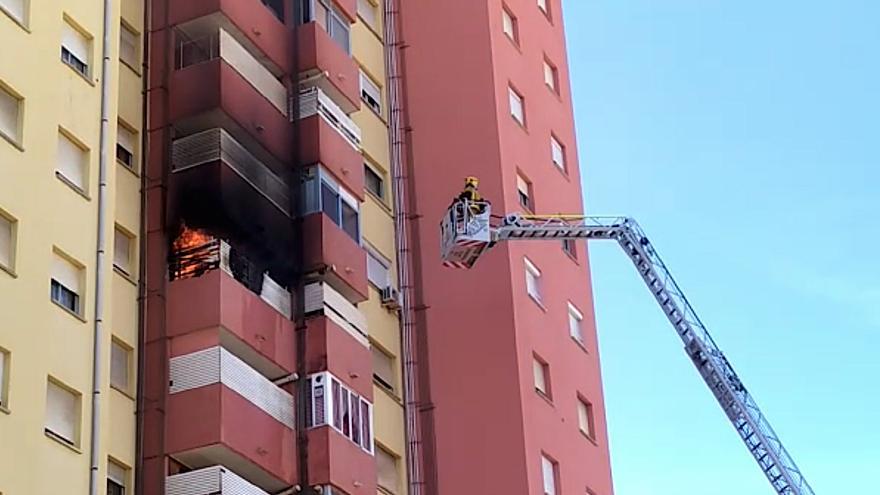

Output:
xmin=441 ymin=199 xmax=815 ymax=495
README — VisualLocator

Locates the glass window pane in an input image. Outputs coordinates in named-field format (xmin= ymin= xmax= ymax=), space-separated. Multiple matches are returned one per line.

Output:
xmin=341 ymin=201 xmax=359 ymax=241
xmin=321 ymin=181 xmax=340 ymax=223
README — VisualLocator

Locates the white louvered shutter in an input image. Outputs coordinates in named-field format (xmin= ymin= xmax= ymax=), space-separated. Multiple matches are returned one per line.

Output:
xmin=0 ymin=215 xmax=12 ymax=268
xmin=118 ymin=125 xmax=135 ymax=158
xmin=52 ymin=252 xmax=81 ymax=294
xmin=120 ymin=25 xmax=137 ymax=67
xmin=114 ymin=228 xmax=131 ymax=273
xmin=110 ymin=340 xmax=129 ymax=391
xmin=367 ymin=249 xmax=390 ymax=288
xmin=57 ymin=133 xmax=86 ymax=189
xmin=46 ymin=380 xmax=78 ymax=443
xmin=372 ymin=346 xmax=395 ymax=390
xmin=108 ymin=460 xmax=127 ymax=487
xmin=377 ymin=448 xmax=399 ymax=492
xmin=542 ymin=455 xmax=556 ymax=495
xmin=62 ymin=22 xmax=90 ymax=65
xmin=0 ymin=87 xmax=19 ymax=142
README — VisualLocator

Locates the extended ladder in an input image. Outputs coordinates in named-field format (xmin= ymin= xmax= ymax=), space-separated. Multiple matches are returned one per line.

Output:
xmin=443 ymin=202 xmax=815 ymax=495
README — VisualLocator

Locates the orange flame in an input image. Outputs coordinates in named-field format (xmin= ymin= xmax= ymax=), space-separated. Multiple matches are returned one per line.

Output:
xmin=173 ymin=223 xmax=214 ymax=252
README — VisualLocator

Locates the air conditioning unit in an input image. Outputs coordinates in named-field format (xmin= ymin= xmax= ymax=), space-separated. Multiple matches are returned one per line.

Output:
xmin=380 ymin=286 xmax=401 ymax=310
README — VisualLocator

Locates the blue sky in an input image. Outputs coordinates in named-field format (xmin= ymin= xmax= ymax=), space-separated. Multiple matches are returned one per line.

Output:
xmin=563 ymin=1 xmax=880 ymax=493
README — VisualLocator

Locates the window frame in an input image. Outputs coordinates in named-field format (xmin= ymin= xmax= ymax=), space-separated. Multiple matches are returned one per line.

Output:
xmin=543 ymin=58 xmax=559 ymax=94
xmin=61 ymin=16 xmax=93 ymax=79
xmin=541 ymin=453 xmax=559 ymax=495
xmin=0 ymin=346 xmax=10 ymax=409
xmin=509 ymin=85 xmax=525 ymax=126
xmin=551 ymin=134 xmax=566 ymax=171
xmin=524 ymin=257 xmax=542 ymax=304
xmin=304 ymin=167 xmax=361 ymax=243
xmin=116 ymin=120 xmax=138 ymax=171
xmin=366 ymin=246 xmax=391 ymax=289
xmin=119 ymin=21 xmax=140 ymax=72
xmin=357 ymin=0 xmax=380 ymax=33
xmin=371 ymin=344 xmax=396 ymax=394
xmin=577 ymin=396 xmax=597 ymax=441
xmin=0 ymin=208 xmax=17 ymax=275
xmin=308 ymin=372 xmax=374 ymax=454
xmin=45 ymin=377 xmax=81 ymax=448
xmin=0 ymin=0 xmax=28 ymax=28
xmin=359 ymin=69 xmax=383 ymax=115
xmin=502 ymin=5 xmax=518 ymax=44
xmin=533 ymin=353 xmax=551 ymax=399
xmin=516 ymin=172 xmax=533 ymax=211
xmin=568 ymin=302 xmax=585 ymax=346
xmin=0 ymin=81 xmax=23 ymax=148
xmin=537 ymin=0 xmax=552 ymax=20
xmin=562 ymin=239 xmax=577 ymax=260
xmin=302 ymin=0 xmax=351 ymax=54
xmin=107 ymin=458 xmax=129 ymax=495
xmin=51 ymin=248 xmax=84 ymax=318
xmin=113 ymin=224 xmax=135 ymax=277
xmin=377 ymin=445 xmax=400 ymax=493
xmin=364 ymin=162 xmax=386 ymax=202
xmin=110 ymin=337 xmax=133 ymax=395
xmin=56 ymin=128 xmax=90 ymax=195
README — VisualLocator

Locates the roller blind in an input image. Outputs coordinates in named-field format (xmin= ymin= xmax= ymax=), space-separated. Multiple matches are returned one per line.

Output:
xmin=62 ymin=22 xmax=89 ymax=63
xmin=371 ymin=346 xmax=395 ymax=390
xmin=0 ymin=86 xmax=19 ymax=142
xmin=568 ymin=303 xmax=583 ymax=342
xmin=0 ymin=0 xmax=25 ymax=23
xmin=525 ymin=258 xmax=540 ymax=300
xmin=516 ymin=174 xmax=529 ymax=196
xmin=46 ymin=380 xmax=78 ymax=444
xmin=52 ymin=252 xmax=81 ymax=294
xmin=366 ymin=248 xmax=390 ymax=288
xmin=357 ymin=0 xmax=378 ymax=30
xmin=110 ymin=340 xmax=129 ymax=391
xmin=113 ymin=228 xmax=131 ymax=273
xmin=359 ymin=70 xmax=382 ymax=113
xmin=551 ymin=136 xmax=564 ymax=169
xmin=57 ymin=132 xmax=86 ymax=189
xmin=108 ymin=459 xmax=127 ymax=486
xmin=533 ymin=358 xmax=546 ymax=394
xmin=502 ymin=9 xmax=515 ymax=39
xmin=509 ymin=87 xmax=524 ymax=124
xmin=578 ymin=399 xmax=593 ymax=436
xmin=377 ymin=447 xmax=399 ymax=493
xmin=0 ymin=215 xmax=12 ymax=268
xmin=119 ymin=24 xmax=137 ymax=67
xmin=117 ymin=124 xmax=135 ymax=155
xmin=541 ymin=455 xmax=556 ymax=495
xmin=544 ymin=61 xmax=556 ymax=90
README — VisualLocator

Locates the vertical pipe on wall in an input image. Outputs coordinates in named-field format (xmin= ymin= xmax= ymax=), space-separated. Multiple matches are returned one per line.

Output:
xmin=89 ymin=0 xmax=115 ymax=492
xmin=384 ymin=2 xmax=423 ymax=494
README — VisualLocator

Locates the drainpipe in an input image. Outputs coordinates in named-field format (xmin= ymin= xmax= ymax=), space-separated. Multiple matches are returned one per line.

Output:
xmin=88 ymin=0 xmax=114 ymax=492
xmin=384 ymin=2 xmax=424 ymax=495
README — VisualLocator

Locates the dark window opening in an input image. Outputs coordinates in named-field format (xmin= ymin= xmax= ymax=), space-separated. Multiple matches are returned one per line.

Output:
xmin=365 ymin=165 xmax=384 ymax=200
xmin=51 ymin=279 xmax=80 ymax=314
xmin=562 ymin=239 xmax=577 ymax=259
xmin=61 ymin=47 xmax=88 ymax=76
xmin=107 ymin=480 xmax=124 ymax=495
xmin=116 ymin=144 xmax=133 ymax=168
xmin=262 ymin=0 xmax=285 ymax=21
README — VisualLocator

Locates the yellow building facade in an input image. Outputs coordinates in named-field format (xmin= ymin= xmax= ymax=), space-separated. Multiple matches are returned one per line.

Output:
xmin=0 ymin=0 xmax=143 ymax=493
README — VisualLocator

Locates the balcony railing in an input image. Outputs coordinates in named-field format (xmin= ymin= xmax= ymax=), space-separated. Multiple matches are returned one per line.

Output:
xmin=298 ymin=86 xmax=362 ymax=150
xmin=175 ymin=28 xmax=288 ymax=116
xmin=170 ymin=346 xmax=295 ymax=428
xmin=304 ymin=281 xmax=368 ymax=346
xmin=172 ymin=128 xmax=291 ymax=216
xmin=166 ymin=466 xmax=270 ymax=495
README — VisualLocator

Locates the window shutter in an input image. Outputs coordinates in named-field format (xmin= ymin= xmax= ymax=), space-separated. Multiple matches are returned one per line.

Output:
xmin=377 ymin=448 xmax=399 ymax=492
xmin=541 ymin=455 xmax=556 ymax=495
xmin=359 ymin=70 xmax=382 ymax=113
xmin=544 ymin=61 xmax=556 ymax=89
xmin=108 ymin=460 xmax=127 ymax=486
xmin=110 ymin=340 xmax=129 ymax=391
xmin=367 ymin=249 xmax=390 ymax=288
xmin=533 ymin=358 xmax=546 ymax=394
xmin=509 ymin=87 xmax=524 ymax=124
xmin=372 ymin=346 xmax=395 ymax=390
xmin=62 ymin=22 xmax=89 ymax=64
xmin=568 ymin=303 xmax=583 ymax=342
xmin=551 ymin=137 xmax=565 ymax=169
xmin=57 ymin=133 xmax=86 ymax=189
xmin=52 ymin=252 xmax=81 ymax=294
xmin=120 ymin=25 xmax=137 ymax=66
xmin=117 ymin=125 xmax=135 ymax=155
xmin=0 ymin=87 xmax=19 ymax=142
xmin=537 ymin=0 xmax=548 ymax=13
xmin=578 ymin=400 xmax=590 ymax=434
xmin=502 ymin=10 xmax=515 ymax=38
xmin=46 ymin=380 xmax=78 ymax=443
xmin=0 ymin=0 xmax=25 ymax=23
xmin=114 ymin=228 xmax=131 ymax=273
xmin=517 ymin=174 xmax=529 ymax=198
xmin=0 ymin=215 xmax=12 ymax=268
xmin=357 ymin=0 xmax=378 ymax=30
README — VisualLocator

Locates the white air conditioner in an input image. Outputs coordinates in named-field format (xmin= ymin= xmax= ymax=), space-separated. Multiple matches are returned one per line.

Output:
xmin=380 ymin=286 xmax=401 ymax=310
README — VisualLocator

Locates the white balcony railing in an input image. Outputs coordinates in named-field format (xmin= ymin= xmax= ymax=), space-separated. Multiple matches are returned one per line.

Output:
xmin=171 ymin=128 xmax=291 ymax=217
xmin=169 ymin=346 xmax=295 ymax=428
xmin=166 ymin=466 xmax=271 ymax=495
xmin=298 ymin=86 xmax=362 ymax=150
xmin=304 ymin=281 xmax=368 ymax=346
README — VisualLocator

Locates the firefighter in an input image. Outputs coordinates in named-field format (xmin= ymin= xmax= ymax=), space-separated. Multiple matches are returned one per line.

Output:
xmin=458 ymin=176 xmax=487 ymax=216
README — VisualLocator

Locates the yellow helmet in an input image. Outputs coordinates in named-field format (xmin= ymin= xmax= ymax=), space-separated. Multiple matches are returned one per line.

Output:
xmin=465 ymin=176 xmax=480 ymax=188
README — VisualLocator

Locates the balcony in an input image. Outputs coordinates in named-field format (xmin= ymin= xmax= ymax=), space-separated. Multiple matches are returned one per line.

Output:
xmin=297 ymin=22 xmax=360 ymax=113
xmin=303 ymin=213 xmax=368 ymax=303
xmin=167 ymin=346 xmax=296 ymax=492
xmin=305 ymin=313 xmax=372 ymax=400
xmin=167 ymin=262 xmax=295 ymax=375
xmin=168 ymin=0 xmax=291 ymax=75
xmin=169 ymin=128 xmax=294 ymax=266
xmin=298 ymin=88 xmax=364 ymax=198
xmin=166 ymin=466 xmax=270 ymax=495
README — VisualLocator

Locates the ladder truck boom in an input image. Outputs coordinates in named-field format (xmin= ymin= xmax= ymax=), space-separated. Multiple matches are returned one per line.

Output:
xmin=441 ymin=198 xmax=815 ymax=495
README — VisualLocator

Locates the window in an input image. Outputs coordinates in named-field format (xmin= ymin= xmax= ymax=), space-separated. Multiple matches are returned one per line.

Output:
xmin=537 ymin=0 xmax=551 ymax=19
xmin=524 ymin=258 xmax=542 ymax=303
xmin=62 ymin=18 xmax=91 ymax=77
xmin=116 ymin=123 xmax=136 ymax=169
xmin=367 ymin=247 xmax=391 ymax=289
xmin=533 ymin=355 xmax=550 ymax=398
xmin=304 ymin=168 xmax=360 ymax=243
xmin=502 ymin=7 xmax=518 ymax=43
xmin=568 ymin=303 xmax=584 ymax=344
xmin=119 ymin=23 xmax=139 ymax=69
xmin=578 ymin=397 xmax=596 ymax=440
xmin=307 ymin=372 xmax=374 ymax=453
xmin=0 ymin=83 xmax=22 ymax=145
xmin=516 ymin=173 xmax=532 ymax=210
xmin=0 ymin=347 xmax=9 ymax=408
xmin=262 ymin=0 xmax=285 ymax=21
xmin=562 ymin=239 xmax=576 ymax=259
xmin=543 ymin=59 xmax=559 ymax=93
xmin=372 ymin=345 xmax=395 ymax=393
xmin=364 ymin=163 xmax=385 ymax=200
xmin=377 ymin=446 xmax=400 ymax=493
xmin=113 ymin=226 xmax=134 ymax=276
xmin=357 ymin=0 xmax=379 ymax=31
xmin=0 ymin=0 xmax=26 ymax=25
xmin=509 ymin=86 xmax=525 ymax=126
xmin=551 ymin=135 xmax=565 ymax=171
xmin=51 ymin=250 xmax=83 ymax=316
xmin=302 ymin=0 xmax=351 ymax=54
xmin=107 ymin=459 xmax=128 ymax=495
xmin=0 ymin=211 xmax=15 ymax=272
xmin=541 ymin=454 xmax=558 ymax=495
xmin=57 ymin=130 xmax=88 ymax=192
xmin=360 ymin=69 xmax=382 ymax=115
xmin=45 ymin=378 xmax=80 ymax=446
xmin=110 ymin=338 xmax=131 ymax=394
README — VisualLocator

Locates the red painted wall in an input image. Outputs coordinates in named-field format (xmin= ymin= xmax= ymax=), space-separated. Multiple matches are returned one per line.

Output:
xmin=400 ymin=0 xmax=614 ymax=494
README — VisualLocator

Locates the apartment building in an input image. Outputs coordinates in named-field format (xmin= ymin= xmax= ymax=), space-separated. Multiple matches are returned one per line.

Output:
xmin=0 ymin=0 xmax=144 ymax=494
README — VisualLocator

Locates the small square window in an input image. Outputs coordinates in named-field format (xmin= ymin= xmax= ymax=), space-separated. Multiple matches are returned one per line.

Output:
xmin=543 ymin=59 xmax=559 ymax=93
xmin=509 ymin=86 xmax=525 ymax=126
xmin=119 ymin=23 xmax=139 ymax=70
xmin=110 ymin=338 xmax=132 ymax=394
xmin=533 ymin=354 xmax=550 ymax=398
xmin=116 ymin=122 xmax=137 ymax=170
xmin=62 ymin=18 xmax=92 ymax=78
xmin=551 ymin=135 xmax=566 ymax=171
xmin=562 ymin=239 xmax=577 ymax=259
xmin=45 ymin=378 xmax=81 ymax=447
xmin=0 ymin=0 xmax=27 ymax=25
xmin=524 ymin=258 xmax=542 ymax=303
xmin=51 ymin=250 xmax=83 ymax=316
xmin=516 ymin=173 xmax=532 ymax=210
xmin=0 ymin=83 xmax=22 ymax=146
xmin=541 ymin=454 xmax=558 ymax=495
xmin=537 ymin=0 xmax=551 ymax=19
xmin=568 ymin=303 xmax=584 ymax=345
xmin=0 ymin=347 xmax=10 ymax=408
xmin=57 ymin=130 xmax=88 ymax=193
xmin=578 ymin=397 xmax=597 ymax=440
xmin=107 ymin=459 xmax=128 ymax=495
xmin=360 ymin=69 xmax=382 ymax=115
xmin=502 ymin=6 xmax=518 ymax=43
xmin=113 ymin=225 xmax=134 ymax=276
xmin=365 ymin=163 xmax=385 ymax=201
xmin=372 ymin=345 xmax=396 ymax=393
xmin=377 ymin=446 xmax=400 ymax=493
xmin=0 ymin=210 xmax=16 ymax=273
